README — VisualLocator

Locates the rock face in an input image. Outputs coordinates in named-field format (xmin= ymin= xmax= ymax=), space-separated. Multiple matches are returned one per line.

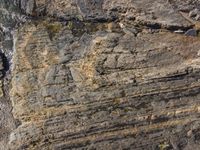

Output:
xmin=1 ymin=0 xmax=200 ymax=150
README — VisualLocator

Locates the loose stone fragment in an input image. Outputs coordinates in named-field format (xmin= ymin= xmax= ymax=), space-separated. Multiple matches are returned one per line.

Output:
xmin=189 ymin=9 xmax=199 ymax=17
xmin=185 ymin=29 xmax=197 ymax=36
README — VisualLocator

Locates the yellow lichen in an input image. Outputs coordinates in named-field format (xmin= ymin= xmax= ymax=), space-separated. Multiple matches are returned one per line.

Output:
xmin=67 ymin=21 xmax=74 ymax=30
xmin=43 ymin=21 xmax=62 ymax=39
xmin=158 ymin=142 xmax=170 ymax=150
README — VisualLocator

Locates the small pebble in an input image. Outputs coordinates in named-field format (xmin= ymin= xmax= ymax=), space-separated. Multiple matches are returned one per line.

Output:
xmin=189 ymin=8 xmax=198 ymax=17
xmin=187 ymin=130 xmax=193 ymax=137
xmin=195 ymin=14 xmax=200 ymax=21
xmin=185 ymin=29 xmax=197 ymax=36
xmin=174 ymin=29 xmax=184 ymax=34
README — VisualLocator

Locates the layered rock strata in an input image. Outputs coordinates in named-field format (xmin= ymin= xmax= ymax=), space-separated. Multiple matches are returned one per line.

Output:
xmin=1 ymin=0 xmax=200 ymax=150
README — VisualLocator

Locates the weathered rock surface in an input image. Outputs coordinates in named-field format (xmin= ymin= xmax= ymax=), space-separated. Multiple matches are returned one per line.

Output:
xmin=1 ymin=0 xmax=200 ymax=150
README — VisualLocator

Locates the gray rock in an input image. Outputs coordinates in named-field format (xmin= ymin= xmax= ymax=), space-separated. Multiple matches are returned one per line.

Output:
xmin=195 ymin=14 xmax=200 ymax=20
xmin=185 ymin=29 xmax=197 ymax=36
xmin=2 ymin=0 xmax=200 ymax=150
xmin=189 ymin=8 xmax=199 ymax=17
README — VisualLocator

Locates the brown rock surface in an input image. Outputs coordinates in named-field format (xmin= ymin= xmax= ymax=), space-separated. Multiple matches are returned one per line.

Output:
xmin=8 ymin=22 xmax=200 ymax=149
xmin=1 ymin=0 xmax=200 ymax=150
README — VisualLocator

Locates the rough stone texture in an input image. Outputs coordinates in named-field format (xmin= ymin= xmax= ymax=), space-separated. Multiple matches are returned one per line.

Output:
xmin=1 ymin=0 xmax=200 ymax=150
xmin=0 ymin=0 xmax=23 ymax=149
xmin=8 ymin=21 xmax=200 ymax=150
